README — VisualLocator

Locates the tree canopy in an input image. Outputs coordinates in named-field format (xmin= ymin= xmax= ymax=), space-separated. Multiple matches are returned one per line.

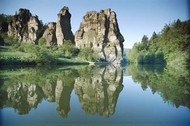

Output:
xmin=127 ymin=19 xmax=190 ymax=66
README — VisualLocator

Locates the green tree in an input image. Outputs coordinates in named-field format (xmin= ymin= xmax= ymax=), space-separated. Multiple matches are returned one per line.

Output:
xmin=141 ymin=35 xmax=149 ymax=50
xmin=128 ymin=19 xmax=190 ymax=66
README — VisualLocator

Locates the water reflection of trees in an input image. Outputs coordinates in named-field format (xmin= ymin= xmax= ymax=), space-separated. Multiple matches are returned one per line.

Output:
xmin=0 ymin=65 xmax=123 ymax=117
xmin=127 ymin=65 xmax=190 ymax=108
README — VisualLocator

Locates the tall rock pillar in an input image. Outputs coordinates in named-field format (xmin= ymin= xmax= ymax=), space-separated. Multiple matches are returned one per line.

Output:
xmin=56 ymin=7 xmax=74 ymax=46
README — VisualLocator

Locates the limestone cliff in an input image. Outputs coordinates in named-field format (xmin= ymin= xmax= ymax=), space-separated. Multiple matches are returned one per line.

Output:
xmin=24 ymin=16 xmax=41 ymax=44
xmin=8 ymin=9 xmax=32 ymax=41
xmin=42 ymin=22 xmax=57 ymax=45
xmin=75 ymin=9 xmax=124 ymax=64
xmin=56 ymin=7 xmax=74 ymax=45
xmin=8 ymin=9 xmax=41 ymax=44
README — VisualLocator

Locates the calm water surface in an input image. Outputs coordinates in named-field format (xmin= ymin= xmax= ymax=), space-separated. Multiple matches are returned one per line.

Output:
xmin=0 ymin=65 xmax=190 ymax=126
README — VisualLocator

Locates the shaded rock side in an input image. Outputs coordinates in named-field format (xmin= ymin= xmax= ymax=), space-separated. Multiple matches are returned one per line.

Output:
xmin=8 ymin=8 xmax=32 ymax=40
xmin=75 ymin=9 xmax=124 ymax=64
xmin=56 ymin=7 xmax=74 ymax=45
xmin=8 ymin=8 xmax=41 ymax=44
xmin=42 ymin=22 xmax=57 ymax=45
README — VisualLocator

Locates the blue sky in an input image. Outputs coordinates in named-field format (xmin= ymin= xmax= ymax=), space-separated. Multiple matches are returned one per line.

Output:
xmin=0 ymin=0 xmax=189 ymax=48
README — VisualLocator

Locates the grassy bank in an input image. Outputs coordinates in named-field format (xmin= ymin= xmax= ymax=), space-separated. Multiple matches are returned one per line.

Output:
xmin=0 ymin=46 xmax=89 ymax=65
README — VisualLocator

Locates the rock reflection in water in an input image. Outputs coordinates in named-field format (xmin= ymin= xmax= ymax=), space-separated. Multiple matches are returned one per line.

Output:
xmin=0 ymin=65 xmax=123 ymax=118
xmin=5 ymin=83 xmax=43 ymax=115
xmin=74 ymin=65 xmax=123 ymax=117
xmin=55 ymin=79 xmax=74 ymax=118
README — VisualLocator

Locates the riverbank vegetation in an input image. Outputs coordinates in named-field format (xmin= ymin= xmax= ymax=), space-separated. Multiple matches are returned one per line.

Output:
xmin=127 ymin=19 xmax=190 ymax=66
xmin=0 ymin=34 xmax=89 ymax=65
xmin=0 ymin=33 xmax=99 ymax=65
xmin=0 ymin=33 xmax=104 ymax=65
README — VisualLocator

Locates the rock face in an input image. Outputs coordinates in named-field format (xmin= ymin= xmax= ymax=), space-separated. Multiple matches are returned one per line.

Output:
xmin=42 ymin=22 xmax=57 ymax=45
xmin=75 ymin=9 xmax=124 ymax=64
xmin=24 ymin=16 xmax=41 ymax=44
xmin=56 ymin=7 xmax=74 ymax=45
xmin=8 ymin=9 xmax=41 ymax=44
xmin=8 ymin=9 xmax=31 ymax=40
xmin=7 ymin=7 xmax=74 ymax=45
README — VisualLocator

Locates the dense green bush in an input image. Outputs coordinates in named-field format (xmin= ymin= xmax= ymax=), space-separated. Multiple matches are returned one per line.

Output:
xmin=136 ymin=51 xmax=165 ymax=65
xmin=154 ymin=51 xmax=166 ymax=65
xmin=8 ymin=43 xmax=59 ymax=65
xmin=38 ymin=37 xmax=46 ymax=46
xmin=0 ymin=35 xmax=4 ymax=45
xmin=78 ymin=47 xmax=99 ymax=61
xmin=58 ymin=40 xmax=79 ymax=57
xmin=0 ymin=33 xmax=19 ymax=45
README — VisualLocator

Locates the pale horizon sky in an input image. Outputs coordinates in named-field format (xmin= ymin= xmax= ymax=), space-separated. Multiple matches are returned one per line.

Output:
xmin=0 ymin=0 xmax=189 ymax=48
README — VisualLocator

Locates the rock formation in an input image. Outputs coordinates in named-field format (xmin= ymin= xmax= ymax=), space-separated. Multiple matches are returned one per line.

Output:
xmin=42 ymin=22 xmax=57 ymax=45
xmin=23 ymin=16 xmax=41 ymax=44
xmin=8 ymin=9 xmax=31 ymax=40
xmin=7 ymin=7 xmax=75 ymax=45
xmin=56 ymin=6 xmax=74 ymax=45
xmin=8 ymin=9 xmax=41 ymax=44
xmin=7 ymin=7 xmax=124 ymax=63
xmin=75 ymin=9 xmax=124 ymax=64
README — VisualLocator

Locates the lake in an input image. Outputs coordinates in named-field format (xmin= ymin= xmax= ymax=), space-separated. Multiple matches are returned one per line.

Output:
xmin=0 ymin=65 xmax=190 ymax=126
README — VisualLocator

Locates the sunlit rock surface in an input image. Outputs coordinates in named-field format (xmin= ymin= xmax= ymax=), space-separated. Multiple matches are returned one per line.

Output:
xmin=75 ymin=9 xmax=124 ymax=64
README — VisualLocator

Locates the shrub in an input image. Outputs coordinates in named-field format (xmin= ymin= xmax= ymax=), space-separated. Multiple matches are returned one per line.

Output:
xmin=34 ymin=48 xmax=57 ymax=65
xmin=58 ymin=40 xmax=79 ymax=57
xmin=137 ymin=54 xmax=145 ymax=64
xmin=38 ymin=37 xmax=46 ymax=46
xmin=0 ymin=33 xmax=19 ymax=45
xmin=78 ymin=48 xmax=100 ymax=62
xmin=155 ymin=51 xmax=166 ymax=65
xmin=144 ymin=53 xmax=155 ymax=64
xmin=0 ymin=35 xmax=4 ymax=45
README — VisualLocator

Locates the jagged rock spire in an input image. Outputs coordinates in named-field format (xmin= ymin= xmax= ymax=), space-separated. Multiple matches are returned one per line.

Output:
xmin=56 ymin=6 xmax=74 ymax=45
